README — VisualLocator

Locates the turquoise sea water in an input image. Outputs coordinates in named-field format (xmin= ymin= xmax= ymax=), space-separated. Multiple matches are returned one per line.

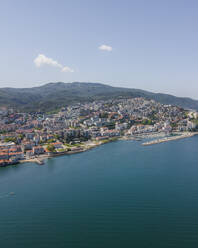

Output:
xmin=1 ymin=136 xmax=198 ymax=248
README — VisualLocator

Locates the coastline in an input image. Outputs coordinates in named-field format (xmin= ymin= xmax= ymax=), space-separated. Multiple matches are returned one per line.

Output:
xmin=19 ymin=138 xmax=118 ymax=165
xmin=5 ymin=132 xmax=198 ymax=166
xmin=20 ymin=148 xmax=87 ymax=165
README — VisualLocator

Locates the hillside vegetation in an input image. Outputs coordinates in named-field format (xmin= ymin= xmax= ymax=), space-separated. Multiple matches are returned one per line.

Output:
xmin=0 ymin=82 xmax=198 ymax=112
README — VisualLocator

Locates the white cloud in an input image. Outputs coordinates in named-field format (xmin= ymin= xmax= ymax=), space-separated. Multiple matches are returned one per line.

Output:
xmin=61 ymin=66 xmax=74 ymax=73
xmin=98 ymin=44 xmax=112 ymax=51
xmin=34 ymin=54 xmax=74 ymax=72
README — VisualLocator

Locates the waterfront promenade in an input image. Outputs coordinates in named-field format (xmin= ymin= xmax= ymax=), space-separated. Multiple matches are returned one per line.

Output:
xmin=4 ymin=132 xmax=197 ymax=166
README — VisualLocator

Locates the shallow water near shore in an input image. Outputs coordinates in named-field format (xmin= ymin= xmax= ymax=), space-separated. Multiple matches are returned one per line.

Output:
xmin=1 ymin=136 xmax=198 ymax=248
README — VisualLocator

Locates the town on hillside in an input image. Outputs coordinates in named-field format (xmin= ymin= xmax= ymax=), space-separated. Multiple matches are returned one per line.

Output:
xmin=0 ymin=97 xmax=198 ymax=166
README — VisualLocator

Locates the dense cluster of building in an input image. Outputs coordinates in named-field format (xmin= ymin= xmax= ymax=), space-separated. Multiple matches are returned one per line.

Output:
xmin=0 ymin=97 xmax=197 ymax=166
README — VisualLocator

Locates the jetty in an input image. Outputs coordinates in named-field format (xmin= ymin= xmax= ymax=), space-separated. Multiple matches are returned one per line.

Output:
xmin=35 ymin=158 xmax=44 ymax=165
xmin=142 ymin=132 xmax=197 ymax=146
xmin=20 ymin=157 xmax=45 ymax=165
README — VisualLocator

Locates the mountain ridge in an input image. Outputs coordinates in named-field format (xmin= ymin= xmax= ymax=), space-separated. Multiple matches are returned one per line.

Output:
xmin=0 ymin=82 xmax=197 ymax=112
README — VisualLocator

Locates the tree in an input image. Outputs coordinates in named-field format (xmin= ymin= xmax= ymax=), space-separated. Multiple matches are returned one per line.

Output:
xmin=47 ymin=139 xmax=55 ymax=143
xmin=142 ymin=119 xmax=153 ymax=125
xmin=46 ymin=144 xmax=55 ymax=152
xmin=18 ymin=134 xmax=25 ymax=139
xmin=4 ymin=137 xmax=17 ymax=143
xmin=99 ymin=112 xmax=108 ymax=118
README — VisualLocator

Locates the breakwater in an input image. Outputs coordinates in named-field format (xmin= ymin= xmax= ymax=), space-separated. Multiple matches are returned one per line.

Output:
xmin=142 ymin=132 xmax=197 ymax=146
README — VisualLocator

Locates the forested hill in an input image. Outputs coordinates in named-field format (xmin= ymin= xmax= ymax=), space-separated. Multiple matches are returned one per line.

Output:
xmin=0 ymin=82 xmax=197 ymax=112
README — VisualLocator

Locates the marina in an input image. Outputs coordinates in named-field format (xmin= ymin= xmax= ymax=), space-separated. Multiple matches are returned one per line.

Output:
xmin=142 ymin=132 xmax=198 ymax=146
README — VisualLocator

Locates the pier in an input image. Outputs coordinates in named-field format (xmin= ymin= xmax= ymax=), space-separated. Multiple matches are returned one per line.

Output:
xmin=142 ymin=132 xmax=197 ymax=146
xmin=35 ymin=158 xmax=44 ymax=165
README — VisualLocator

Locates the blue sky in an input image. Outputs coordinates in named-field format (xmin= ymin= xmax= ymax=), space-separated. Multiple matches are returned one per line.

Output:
xmin=0 ymin=0 xmax=198 ymax=99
